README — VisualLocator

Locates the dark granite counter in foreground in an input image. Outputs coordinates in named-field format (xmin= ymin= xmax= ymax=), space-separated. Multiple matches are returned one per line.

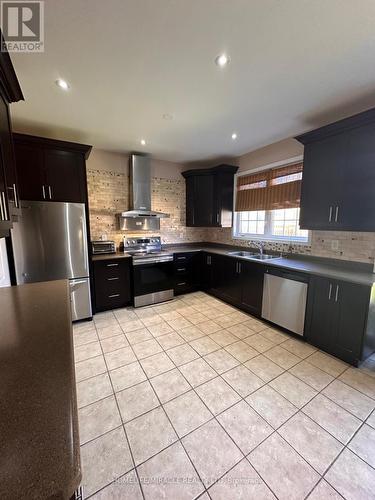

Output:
xmin=0 ymin=280 xmax=80 ymax=500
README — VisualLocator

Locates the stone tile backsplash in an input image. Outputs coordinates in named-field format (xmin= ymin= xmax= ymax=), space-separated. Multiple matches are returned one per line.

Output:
xmin=87 ymin=168 xmax=375 ymax=263
xmin=87 ymin=169 xmax=206 ymax=246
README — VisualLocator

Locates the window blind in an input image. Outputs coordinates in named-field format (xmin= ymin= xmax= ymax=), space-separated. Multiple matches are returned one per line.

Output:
xmin=235 ymin=162 xmax=303 ymax=212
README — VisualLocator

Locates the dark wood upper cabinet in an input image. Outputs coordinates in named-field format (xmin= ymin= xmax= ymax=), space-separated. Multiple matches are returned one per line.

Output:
xmin=182 ymin=164 xmax=238 ymax=227
xmin=296 ymin=107 xmax=375 ymax=231
xmin=13 ymin=133 xmax=92 ymax=204
xmin=14 ymin=143 xmax=45 ymax=201
xmin=0 ymin=33 xmax=24 ymax=237
xmin=44 ymin=149 xmax=86 ymax=203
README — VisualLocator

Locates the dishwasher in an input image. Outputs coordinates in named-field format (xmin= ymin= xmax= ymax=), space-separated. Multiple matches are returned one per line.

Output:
xmin=261 ymin=268 xmax=309 ymax=336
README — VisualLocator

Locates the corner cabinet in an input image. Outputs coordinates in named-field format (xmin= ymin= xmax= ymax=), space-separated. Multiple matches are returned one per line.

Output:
xmin=205 ymin=252 xmax=264 ymax=316
xmin=305 ymin=276 xmax=375 ymax=365
xmin=296 ymin=108 xmax=375 ymax=231
xmin=182 ymin=165 xmax=238 ymax=227
xmin=0 ymin=36 xmax=24 ymax=237
xmin=13 ymin=134 xmax=92 ymax=204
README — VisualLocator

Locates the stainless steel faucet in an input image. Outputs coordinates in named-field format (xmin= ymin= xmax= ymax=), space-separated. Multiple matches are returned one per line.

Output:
xmin=250 ymin=240 xmax=265 ymax=255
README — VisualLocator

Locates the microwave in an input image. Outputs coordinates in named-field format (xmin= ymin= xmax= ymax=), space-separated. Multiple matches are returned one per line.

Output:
xmin=91 ymin=240 xmax=116 ymax=255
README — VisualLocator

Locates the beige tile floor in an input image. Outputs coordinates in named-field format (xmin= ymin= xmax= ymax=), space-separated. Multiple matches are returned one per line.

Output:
xmin=73 ymin=291 xmax=375 ymax=500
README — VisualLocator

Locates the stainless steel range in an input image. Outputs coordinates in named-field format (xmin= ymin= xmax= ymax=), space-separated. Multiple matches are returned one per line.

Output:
xmin=124 ymin=236 xmax=174 ymax=307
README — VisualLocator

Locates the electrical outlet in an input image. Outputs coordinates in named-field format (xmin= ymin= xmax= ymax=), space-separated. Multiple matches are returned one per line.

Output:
xmin=331 ymin=240 xmax=339 ymax=251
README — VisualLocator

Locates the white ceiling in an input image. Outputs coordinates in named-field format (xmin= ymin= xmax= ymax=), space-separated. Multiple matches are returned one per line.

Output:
xmin=10 ymin=0 xmax=375 ymax=162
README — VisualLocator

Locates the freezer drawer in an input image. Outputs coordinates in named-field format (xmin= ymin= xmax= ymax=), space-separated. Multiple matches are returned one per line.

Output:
xmin=262 ymin=272 xmax=308 ymax=336
xmin=69 ymin=278 xmax=92 ymax=321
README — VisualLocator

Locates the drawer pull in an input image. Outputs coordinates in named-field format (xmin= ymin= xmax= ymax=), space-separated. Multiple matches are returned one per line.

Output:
xmin=177 ymin=268 xmax=186 ymax=271
xmin=177 ymin=282 xmax=186 ymax=286
xmin=108 ymin=293 xmax=120 ymax=298
xmin=106 ymin=263 xmax=119 ymax=267
xmin=177 ymin=256 xmax=186 ymax=260
xmin=107 ymin=277 xmax=119 ymax=281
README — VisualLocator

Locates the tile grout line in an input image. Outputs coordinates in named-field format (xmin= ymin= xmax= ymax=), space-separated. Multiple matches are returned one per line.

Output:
xmin=88 ymin=318 xmax=147 ymax=500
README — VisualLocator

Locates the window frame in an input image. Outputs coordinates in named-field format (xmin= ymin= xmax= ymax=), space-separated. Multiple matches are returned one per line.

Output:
xmin=232 ymin=155 xmax=311 ymax=245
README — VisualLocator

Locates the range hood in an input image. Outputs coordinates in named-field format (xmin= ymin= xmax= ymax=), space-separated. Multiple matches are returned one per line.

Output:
xmin=117 ymin=154 xmax=169 ymax=230
xmin=120 ymin=154 xmax=170 ymax=218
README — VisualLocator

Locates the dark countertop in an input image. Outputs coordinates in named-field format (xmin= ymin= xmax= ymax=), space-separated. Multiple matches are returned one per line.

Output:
xmin=0 ymin=280 xmax=81 ymax=500
xmin=90 ymin=243 xmax=375 ymax=286
xmin=92 ymin=251 xmax=131 ymax=261
xmin=165 ymin=244 xmax=375 ymax=287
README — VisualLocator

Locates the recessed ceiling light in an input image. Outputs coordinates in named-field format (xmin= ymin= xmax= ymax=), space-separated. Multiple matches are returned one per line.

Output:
xmin=140 ymin=139 xmax=146 ymax=146
xmin=215 ymin=54 xmax=230 ymax=67
xmin=55 ymin=79 xmax=70 ymax=90
xmin=231 ymin=133 xmax=237 ymax=140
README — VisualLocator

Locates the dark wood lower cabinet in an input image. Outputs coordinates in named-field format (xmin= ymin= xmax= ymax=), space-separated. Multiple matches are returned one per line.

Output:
xmin=305 ymin=276 xmax=374 ymax=365
xmin=211 ymin=254 xmax=242 ymax=304
xmin=240 ymin=260 xmax=264 ymax=316
xmin=91 ymin=250 xmax=375 ymax=365
xmin=173 ymin=252 xmax=201 ymax=295
xmin=93 ymin=258 xmax=131 ymax=312
xmin=205 ymin=253 xmax=264 ymax=317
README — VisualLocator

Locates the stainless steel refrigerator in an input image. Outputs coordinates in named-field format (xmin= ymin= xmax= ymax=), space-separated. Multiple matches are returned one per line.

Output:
xmin=11 ymin=200 xmax=92 ymax=321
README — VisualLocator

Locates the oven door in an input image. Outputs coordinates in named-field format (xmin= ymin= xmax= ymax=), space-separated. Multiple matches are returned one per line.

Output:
xmin=132 ymin=260 xmax=174 ymax=297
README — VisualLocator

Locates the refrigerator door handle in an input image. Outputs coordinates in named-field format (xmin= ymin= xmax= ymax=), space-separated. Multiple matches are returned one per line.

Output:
xmin=70 ymin=279 xmax=88 ymax=288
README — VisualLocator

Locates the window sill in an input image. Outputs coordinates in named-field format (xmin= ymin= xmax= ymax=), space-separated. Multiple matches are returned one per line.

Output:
xmin=232 ymin=234 xmax=311 ymax=246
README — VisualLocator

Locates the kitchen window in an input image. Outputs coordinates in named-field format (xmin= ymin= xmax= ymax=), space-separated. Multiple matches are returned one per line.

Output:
xmin=233 ymin=159 xmax=309 ymax=243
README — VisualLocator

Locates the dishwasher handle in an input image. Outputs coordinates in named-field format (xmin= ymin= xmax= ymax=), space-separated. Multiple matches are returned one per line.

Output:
xmin=265 ymin=268 xmax=309 ymax=284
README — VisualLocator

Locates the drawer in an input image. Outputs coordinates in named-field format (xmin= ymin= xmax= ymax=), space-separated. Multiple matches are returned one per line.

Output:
xmin=174 ymin=278 xmax=194 ymax=295
xmin=174 ymin=252 xmax=196 ymax=265
xmin=95 ymin=290 xmax=129 ymax=311
xmin=94 ymin=259 xmax=128 ymax=278
xmin=174 ymin=265 xmax=192 ymax=276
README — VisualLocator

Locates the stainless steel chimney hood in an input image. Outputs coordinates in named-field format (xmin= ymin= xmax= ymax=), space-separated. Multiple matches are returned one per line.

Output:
xmin=117 ymin=154 xmax=169 ymax=230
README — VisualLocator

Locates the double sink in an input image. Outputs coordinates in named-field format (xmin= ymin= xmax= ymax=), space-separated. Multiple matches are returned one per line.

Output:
xmin=228 ymin=250 xmax=281 ymax=261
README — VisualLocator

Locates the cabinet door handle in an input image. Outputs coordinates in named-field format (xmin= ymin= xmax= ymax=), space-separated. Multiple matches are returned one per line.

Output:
xmin=48 ymin=185 xmax=52 ymax=200
xmin=335 ymin=206 xmax=339 ymax=222
xmin=13 ymin=183 xmax=19 ymax=208
xmin=1 ymin=192 xmax=8 ymax=220
xmin=335 ymin=284 xmax=339 ymax=302
xmin=238 ymin=262 xmax=241 ymax=274
xmin=177 ymin=282 xmax=186 ymax=286
xmin=107 ymin=277 xmax=119 ymax=281
xmin=177 ymin=256 xmax=186 ymax=260
xmin=207 ymin=256 xmax=211 ymax=265
xmin=177 ymin=268 xmax=186 ymax=271
xmin=42 ymin=185 xmax=46 ymax=199
xmin=0 ymin=192 xmax=4 ymax=220
xmin=108 ymin=293 xmax=120 ymax=298
xmin=216 ymin=213 xmax=219 ymax=224
xmin=8 ymin=184 xmax=19 ymax=208
xmin=328 ymin=283 xmax=332 ymax=300
xmin=106 ymin=263 xmax=119 ymax=267
xmin=328 ymin=206 xmax=333 ymax=222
